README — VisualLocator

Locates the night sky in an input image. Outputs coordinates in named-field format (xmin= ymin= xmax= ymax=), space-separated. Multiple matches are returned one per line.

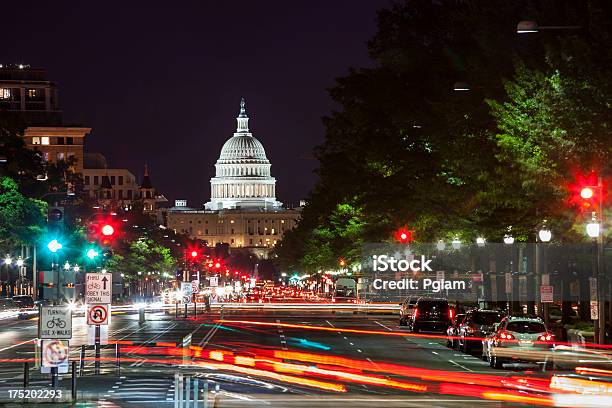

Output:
xmin=3 ymin=1 xmax=389 ymax=207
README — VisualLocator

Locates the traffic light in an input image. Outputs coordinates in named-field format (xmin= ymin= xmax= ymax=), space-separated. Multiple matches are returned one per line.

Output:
xmin=86 ymin=248 xmax=100 ymax=260
xmin=47 ymin=239 xmax=63 ymax=253
xmin=190 ymin=250 xmax=199 ymax=259
xmin=568 ymin=171 xmax=599 ymax=212
xmin=395 ymin=228 xmax=413 ymax=244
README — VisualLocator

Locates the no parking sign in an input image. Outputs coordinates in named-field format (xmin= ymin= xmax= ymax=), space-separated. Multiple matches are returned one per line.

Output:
xmin=41 ymin=340 xmax=69 ymax=368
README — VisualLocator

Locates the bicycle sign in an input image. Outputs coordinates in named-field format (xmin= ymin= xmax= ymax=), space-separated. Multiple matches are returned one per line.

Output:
xmin=39 ymin=306 xmax=72 ymax=339
xmin=87 ymin=304 xmax=109 ymax=325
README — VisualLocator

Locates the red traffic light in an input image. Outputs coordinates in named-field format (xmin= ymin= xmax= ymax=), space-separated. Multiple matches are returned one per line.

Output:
xmin=101 ymin=224 xmax=115 ymax=236
xmin=567 ymin=171 xmax=601 ymax=212
xmin=214 ymin=262 xmax=221 ymax=268
xmin=190 ymin=250 xmax=199 ymax=258
xmin=395 ymin=228 xmax=413 ymax=243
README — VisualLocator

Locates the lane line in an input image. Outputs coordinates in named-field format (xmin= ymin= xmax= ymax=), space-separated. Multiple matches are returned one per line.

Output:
xmin=448 ymin=359 xmax=473 ymax=372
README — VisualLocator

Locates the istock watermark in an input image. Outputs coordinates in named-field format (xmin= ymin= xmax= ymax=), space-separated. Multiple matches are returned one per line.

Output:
xmin=372 ymin=277 xmax=466 ymax=293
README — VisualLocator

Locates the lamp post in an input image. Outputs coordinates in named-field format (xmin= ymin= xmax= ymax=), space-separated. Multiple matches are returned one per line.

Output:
xmin=537 ymin=226 xmax=552 ymax=325
xmin=2 ymin=256 xmax=12 ymax=297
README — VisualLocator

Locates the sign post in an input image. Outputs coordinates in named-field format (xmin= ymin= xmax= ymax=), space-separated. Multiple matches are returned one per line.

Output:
xmin=540 ymin=286 xmax=553 ymax=303
xmin=86 ymin=273 xmax=112 ymax=374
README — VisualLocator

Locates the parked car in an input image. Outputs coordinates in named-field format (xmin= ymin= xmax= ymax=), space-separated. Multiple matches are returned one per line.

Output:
xmin=409 ymin=298 xmax=452 ymax=333
xmin=446 ymin=313 xmax=466 ymax=348
xmin=488 ymin=316 xmax=554 ymax=369
xmin=457 ymin=309 xmax=505 ymax=353
xmin=399 ymin=297 xmax=418 ymax=326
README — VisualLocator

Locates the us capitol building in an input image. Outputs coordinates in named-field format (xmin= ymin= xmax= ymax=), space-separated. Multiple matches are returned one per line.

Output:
xmin=162 ymin=99 xmax=302 ymax=257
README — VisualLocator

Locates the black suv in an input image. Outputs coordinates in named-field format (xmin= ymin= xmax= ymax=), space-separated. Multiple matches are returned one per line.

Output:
xmin=409 ymin=298 xmax=451 ymax=333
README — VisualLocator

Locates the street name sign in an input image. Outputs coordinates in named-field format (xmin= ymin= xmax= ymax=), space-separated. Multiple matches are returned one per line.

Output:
xmin=39 ymin=306 xmax=72 ymax=339
xmin=86 ymin=273 xmax=112 ymax=304
xmin=87 ymin=304 xmax=110 ymax=325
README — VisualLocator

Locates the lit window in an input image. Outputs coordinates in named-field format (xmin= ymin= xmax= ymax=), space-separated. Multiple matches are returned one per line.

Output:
xmin=41 ymin=137 xmax=50 ymax=145
xmin=32 ymin=137 xmax=40 ymax=145
xmin=0 ymin=88 xmax=11 ymax=99
xmin=27 ymin=89 xmax=40 ymax=99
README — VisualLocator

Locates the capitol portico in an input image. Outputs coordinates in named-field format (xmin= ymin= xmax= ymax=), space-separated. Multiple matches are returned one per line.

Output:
xmin=163 ymin=99 xmax=301 ymax=257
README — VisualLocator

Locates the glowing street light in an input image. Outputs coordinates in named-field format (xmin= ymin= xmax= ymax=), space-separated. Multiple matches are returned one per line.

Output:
xmin=73 ymin=265 xmax=80 ymax=272
xmin=3 ymin=256 xmax=12 ymax=265
xmin=587 ymin=218 xmax=600 ymax=238
xmin=538 ymin=228 xmax=552 ymax=243
xmin=16 ymin=258 xmax=24 ymax=267
xmin=451 ymin=238 xmax=461 ymax=250
xmin=476 ymin=237 xmax=486 ymax=247
xmin=64 ymin=262 xmax=71 ymax=270
xmin=436 ymin=240 xmax=446 ymax=251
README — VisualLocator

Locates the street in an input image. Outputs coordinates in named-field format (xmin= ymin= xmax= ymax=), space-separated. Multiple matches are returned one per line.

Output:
xmin=0 ymin=307 xmax=568 ymax=407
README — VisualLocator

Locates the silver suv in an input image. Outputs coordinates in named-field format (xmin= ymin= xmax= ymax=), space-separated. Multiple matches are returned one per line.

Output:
xmin=488 ymin=316 xmax=554 ymax=369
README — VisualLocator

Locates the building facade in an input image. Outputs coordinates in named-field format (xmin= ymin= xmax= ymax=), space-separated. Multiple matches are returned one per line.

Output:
xmin=23 ymin=126 xmax=91 ymax=173
xmin=165 ymin=99 xmax=300 ymax=257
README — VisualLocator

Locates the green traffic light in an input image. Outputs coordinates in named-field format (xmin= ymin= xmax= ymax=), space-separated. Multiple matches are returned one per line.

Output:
xmin=86 ymin=248 xmax=100 ymax=260
xmin=47 ymin=239 xmax=63 ymax=253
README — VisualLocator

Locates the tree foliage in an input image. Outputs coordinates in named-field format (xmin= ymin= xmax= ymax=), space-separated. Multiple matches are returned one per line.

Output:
xmin=277 ymin=0 xmax=612 ymax=272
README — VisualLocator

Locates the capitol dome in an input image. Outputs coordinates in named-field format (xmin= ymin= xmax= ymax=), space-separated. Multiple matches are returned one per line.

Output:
xmin=204 ymin=99 xmax=282 ymax=210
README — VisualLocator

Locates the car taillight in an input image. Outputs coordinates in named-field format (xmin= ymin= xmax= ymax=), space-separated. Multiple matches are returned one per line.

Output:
xmin=538 ymin=333 xmax=554 ymax=342
xmin=499 ymin=331 xmax=515 ymax=340
xmin=449 ymin=308 xmax=454 ymax=320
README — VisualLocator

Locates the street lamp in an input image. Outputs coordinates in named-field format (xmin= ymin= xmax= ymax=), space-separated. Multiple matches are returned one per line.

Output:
xmin=73 ymin=265 xmax=80 ymax=272
xmin=453 ymin=82 xmax=470 ymax=91
xmin=451 ymin=237 xmax=461 ymax=250
xmin=436 ymin=240 xmax=446 ymax=251
xmin=503 ymin=234 xmax=515 ymax=245
xmin=64 ymin=262 xmax=71 ymax=270
xmin=538 ymin=228 xmax=552 ymax=243
xmin=16 ymin=258 xmax=24 ymax=267
xmin=476 ymin=237 xmax=486 ymax=247
xmin=586 ymin=215 xmax=600 ymax=238
xmin=516 ymin=20 xmax=581 ymax=34
xmin=3 ymin=256 xmax=12 ymax=265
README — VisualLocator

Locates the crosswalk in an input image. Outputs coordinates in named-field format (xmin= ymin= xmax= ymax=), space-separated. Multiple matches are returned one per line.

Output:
xmin=103 ymin=377 xmax=175 ymax=404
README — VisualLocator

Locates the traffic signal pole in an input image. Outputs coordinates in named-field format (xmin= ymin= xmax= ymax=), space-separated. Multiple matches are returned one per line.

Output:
xmin=597 ymin=176 xmax=605 ymax=345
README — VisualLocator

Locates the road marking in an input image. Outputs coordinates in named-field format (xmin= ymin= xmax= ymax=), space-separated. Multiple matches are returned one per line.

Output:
xmin=325 ymin=320 xmax=336 ymax=328
xmin=0 ymin=339 xmax=33 ymax=353
xmin=449 ymin=359 xmax=473 ymax=372
xmin=374 ymin=321 xmax=394 ymax=331
xmin=199 ymin=322 xmax=221 ymax=348
xmin=431 ymin=351 xmax=439 ymax=355
xmin=357 ymin=349 xmax=362 ymax=353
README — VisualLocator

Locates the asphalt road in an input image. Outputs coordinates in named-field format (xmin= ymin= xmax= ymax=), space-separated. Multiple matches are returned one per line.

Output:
xmin=0 ymin=307 xmax=563 ymax=407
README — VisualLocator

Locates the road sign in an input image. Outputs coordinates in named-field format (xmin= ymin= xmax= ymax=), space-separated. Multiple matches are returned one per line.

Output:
xmin=41 ymin=340 xmax=69 ymax=368
xmin=590 ymin=301 xmax=599 ymax=320
xmin=87 ymin=304 xmax=109 ymax=325
xmin=39 ymin=306 xmax=72 ymax=339
xmin=87 ymin=325 xmax=108 ymax=345
xmin=540 ymin=285 xmax=553 ymax=303
xmin=181 ymin=282 xmax=192 ymax=304
xmin=589 ymin=277 xmax=598 ymax=301
xmin=86 ymin=273 xmax=112 ymax=304
xmin=209 ymin=276 xmax=218 ymax=287
xmin=192 ymin=280 xmax=200 ymax=294
xmin=541 ymin=274 xmax=550 ymax=286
